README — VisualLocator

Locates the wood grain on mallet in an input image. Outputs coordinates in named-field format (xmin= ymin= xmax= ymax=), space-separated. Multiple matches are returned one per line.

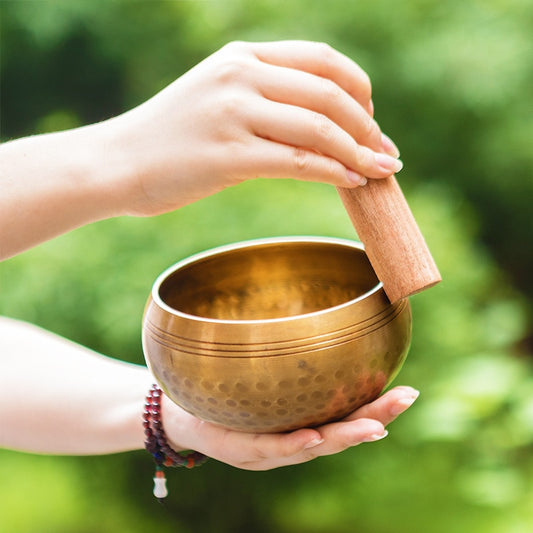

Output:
xmin=337 ymin=176 xmax=441 ymax=303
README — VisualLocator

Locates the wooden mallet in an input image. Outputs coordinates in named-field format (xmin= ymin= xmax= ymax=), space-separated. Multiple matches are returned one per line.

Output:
xmin=337 ymin=175 xmax=441 ymax=303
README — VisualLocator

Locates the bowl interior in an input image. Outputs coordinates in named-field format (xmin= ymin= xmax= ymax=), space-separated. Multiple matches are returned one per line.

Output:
xmin=158 ymin=240 xmax=380 ymax=321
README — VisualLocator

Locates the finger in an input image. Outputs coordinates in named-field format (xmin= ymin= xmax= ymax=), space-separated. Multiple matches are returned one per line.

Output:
xmin=250 ymin=100 xmax=403 ymax=180
xmin=263 ymin=417 xmax=387 ymax=468
xmin=248 ymin=40 xmax=373 ymax=114
xmin=254 ymin=63 xmax=382 ymax=152
xmin=343 ymin=386 xmax=420 ymax=426
xmin=238 ymin=428 xmax=324 ymax=468
xmin=238 ymin=137 xmax=368 ymax=187
xmin=313 ymin=417 xmax=388 ymax=456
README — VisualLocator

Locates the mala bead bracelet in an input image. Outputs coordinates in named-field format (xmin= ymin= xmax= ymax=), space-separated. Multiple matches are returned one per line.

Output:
xmin=143 ymin=384 xmax=208 ymax=499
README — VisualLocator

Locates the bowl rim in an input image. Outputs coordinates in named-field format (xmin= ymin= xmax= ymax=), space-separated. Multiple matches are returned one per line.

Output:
xmin=150 ymin=236 xmax=384 ymax=325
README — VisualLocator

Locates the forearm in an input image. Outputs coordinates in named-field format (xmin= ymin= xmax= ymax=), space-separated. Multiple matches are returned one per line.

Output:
xmin=0 ymin=123 xmax=130 ymax=260
xmin=0 ymin=316 xmax=152 ymax=455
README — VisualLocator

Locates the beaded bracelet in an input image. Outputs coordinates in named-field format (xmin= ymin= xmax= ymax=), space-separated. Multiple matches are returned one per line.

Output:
xmin=143 ymin=384 xmax=208 ymax=500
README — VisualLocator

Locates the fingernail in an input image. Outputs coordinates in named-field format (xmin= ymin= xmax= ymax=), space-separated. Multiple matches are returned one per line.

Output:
xmin=390 ymin=397 xmax=417 ymax=416
xmin=390 ymin=388 xmax=420 ymax=416
xmin=381 ymin=133 xmax=400 ymax=158
xmin=304 ymin=438 xmax=324 ymax=449
xmin=364 ymin=429 xmax=388 ymax=443
xmin=375 ymin=153 xmax=403 ymax=174
xmin=347 ymin=170 xmax=367 ymax=187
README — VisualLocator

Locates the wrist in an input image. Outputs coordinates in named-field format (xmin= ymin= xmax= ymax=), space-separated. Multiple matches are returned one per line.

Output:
xmin=159 ymin=392 xmax=194 ymax=452
xmin=98 ymin=105 xmax=188 ymax=218
xmin=81 ymin=117 xmax=142 ymax=218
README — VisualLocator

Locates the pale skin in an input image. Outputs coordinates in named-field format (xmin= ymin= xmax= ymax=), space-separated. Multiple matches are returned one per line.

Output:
xmin=0 ymin=41 xmax=416 ymax=470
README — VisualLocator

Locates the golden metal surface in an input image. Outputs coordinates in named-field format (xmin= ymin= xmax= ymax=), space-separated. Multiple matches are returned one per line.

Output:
xmin=142 ymin=237 xmax=411 ymax=433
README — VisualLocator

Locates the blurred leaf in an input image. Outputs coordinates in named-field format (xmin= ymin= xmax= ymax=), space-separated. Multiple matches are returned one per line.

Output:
xmin=456 ymin=465 xmax=524 ymax=507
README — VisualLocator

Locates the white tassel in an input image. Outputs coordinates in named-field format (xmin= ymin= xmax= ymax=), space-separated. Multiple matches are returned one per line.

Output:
xmin=153 ymin=472 xmax=168 ymax=499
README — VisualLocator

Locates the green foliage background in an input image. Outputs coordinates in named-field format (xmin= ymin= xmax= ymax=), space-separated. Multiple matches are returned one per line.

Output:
xmin=1 ymin=1 xmax=532 ymax=532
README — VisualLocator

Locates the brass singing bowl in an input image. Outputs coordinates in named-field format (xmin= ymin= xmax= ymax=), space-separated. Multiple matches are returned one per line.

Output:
xmin=142 ymin=237 xmax=411 ymax=433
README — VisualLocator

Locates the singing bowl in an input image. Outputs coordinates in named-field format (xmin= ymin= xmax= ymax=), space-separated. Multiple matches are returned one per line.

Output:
xmin=142 ymin=237 xmax=411 ymax=433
